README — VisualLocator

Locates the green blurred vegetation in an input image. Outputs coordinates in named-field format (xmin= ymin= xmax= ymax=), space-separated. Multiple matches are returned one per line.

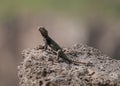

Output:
xmin=0 ymin=0 xmax=120 ymax=17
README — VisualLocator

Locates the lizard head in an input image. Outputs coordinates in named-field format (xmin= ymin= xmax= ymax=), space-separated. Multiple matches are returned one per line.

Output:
xmin=38 ymin=27 xmax=48 ymax=37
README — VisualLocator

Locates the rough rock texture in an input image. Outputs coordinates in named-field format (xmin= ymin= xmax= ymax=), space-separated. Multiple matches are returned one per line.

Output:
xmin=18 ymin=44 xmax=120 ymax=86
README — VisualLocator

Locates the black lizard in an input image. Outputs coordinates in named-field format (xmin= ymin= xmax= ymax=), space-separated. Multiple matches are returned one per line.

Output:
xmin=38 ymin=27 xmax=87 ymax=65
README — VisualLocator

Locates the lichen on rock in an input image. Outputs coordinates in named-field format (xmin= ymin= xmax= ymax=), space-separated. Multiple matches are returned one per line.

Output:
xmin=18 ymin=44 xmax=120 ymax=86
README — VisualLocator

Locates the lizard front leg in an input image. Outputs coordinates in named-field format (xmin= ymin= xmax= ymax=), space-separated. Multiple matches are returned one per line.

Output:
xmin=43 ymin=38 xmax=48 ymax=50
xmin=56 ymin=49 xmax=62 ymax=61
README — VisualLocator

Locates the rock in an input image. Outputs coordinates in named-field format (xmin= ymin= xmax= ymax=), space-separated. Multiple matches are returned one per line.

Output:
xmin=18 ymin=44 xmax=120 ymax=86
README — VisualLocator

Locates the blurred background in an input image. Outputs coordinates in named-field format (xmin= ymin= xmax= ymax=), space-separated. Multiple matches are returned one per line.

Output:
xmin=0 ymin=0 xmax=120 ymax=86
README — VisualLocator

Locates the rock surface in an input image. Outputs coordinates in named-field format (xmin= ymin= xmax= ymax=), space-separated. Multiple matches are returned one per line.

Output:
xmin=18 ymin=44 xmax=120 ymax=86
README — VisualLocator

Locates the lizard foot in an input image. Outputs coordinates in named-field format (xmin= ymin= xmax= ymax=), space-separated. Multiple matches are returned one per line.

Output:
xmin=34 ymin=45 xmax=44 ymax=50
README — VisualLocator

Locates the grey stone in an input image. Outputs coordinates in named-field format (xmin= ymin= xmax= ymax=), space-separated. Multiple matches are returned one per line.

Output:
xmin=18 ymin=44 xmax=120 ymax=86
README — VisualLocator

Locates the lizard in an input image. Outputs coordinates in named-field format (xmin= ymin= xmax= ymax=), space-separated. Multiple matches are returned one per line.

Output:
xmin=38 ymin=27 xmax=89 ymax=65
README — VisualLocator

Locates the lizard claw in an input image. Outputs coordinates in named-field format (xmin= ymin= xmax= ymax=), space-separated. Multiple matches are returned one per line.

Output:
xmin=35 ymin=45 xmax=44 ymax=50
xmin=35 ymin=45 xmax=48 ymax=51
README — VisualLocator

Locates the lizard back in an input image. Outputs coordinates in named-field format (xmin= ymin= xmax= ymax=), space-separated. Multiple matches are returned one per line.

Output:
xmin=47 ymin=36 xmax=61 ymax=51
